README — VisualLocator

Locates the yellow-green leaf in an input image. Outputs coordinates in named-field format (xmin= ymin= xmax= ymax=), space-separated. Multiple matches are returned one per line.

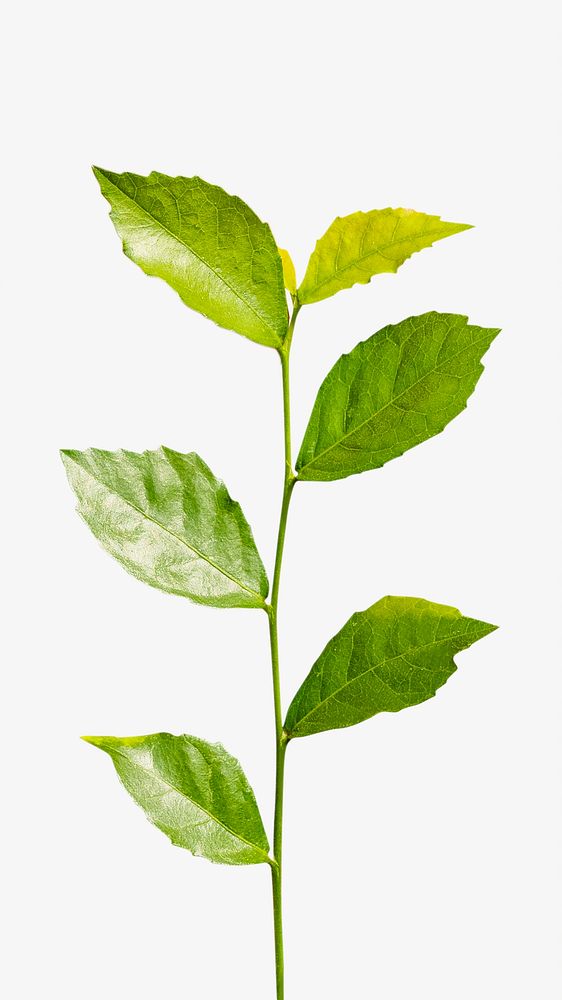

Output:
xmin=297 ymin=207 xmax=472 ymax=305
xmin=278 ymin=247 xmax=297 ymax=296
xmin=93 ymin=168 xmax=288 ymax=347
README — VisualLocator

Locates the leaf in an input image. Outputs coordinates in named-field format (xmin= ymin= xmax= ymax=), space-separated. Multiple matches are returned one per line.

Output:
xmin=285 ymin=597 xmax=497 ymax=738
xmin=93 ymin=168 xmax=288 ymax=348
xmin=297 ymin=207 xmax=471 ymax=305
xmin=296 ymin=312 xmax=500 ymax=482
xmin=61 ymin=447 xmax=268 ymax=608
xmin=278 ymin=248 xmax=297 ymax=296
xmin=83 ymin=733 xmax=271 ymax=865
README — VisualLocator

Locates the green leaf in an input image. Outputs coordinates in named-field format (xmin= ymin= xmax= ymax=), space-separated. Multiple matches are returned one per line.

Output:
xmin=278 ymin=248 xmax=297 ymax=296
xmin=61 ymin=447 xmax=268 ymax=608
xmin=297 ymin=207 xmax=471 ymax=305
xmin=285 ymin=597 xmax=497 ymax=738
xmin=93 ymin=168 xmax=288 ymax=348
xmin=83 ymin=733 xmax=271 ymax=865
xmin=296 ymin=312 xmax=500 ymax=482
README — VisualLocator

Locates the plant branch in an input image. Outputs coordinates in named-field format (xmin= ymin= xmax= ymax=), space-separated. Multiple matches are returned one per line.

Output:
xmin=266 ymin=302 xmax=300 ymax=1000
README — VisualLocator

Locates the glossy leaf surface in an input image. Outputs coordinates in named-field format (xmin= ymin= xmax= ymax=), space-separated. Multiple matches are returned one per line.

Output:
xmin=93 ymin=168 xmax=288 ymax=348
xmin=83 ymin=733 xmax=271 ymax=865
xmin=298 ymin=207 xmax=471 ymax=305
xmin=278 ymin=248 xmax=297 ymax=296
xmin=297 ymin=312 xmax=499 ymax=481
xmin=285 ymin=597 xmax=496 ymax=738
xmin=61 ymin=447 xmax=268 ymax=608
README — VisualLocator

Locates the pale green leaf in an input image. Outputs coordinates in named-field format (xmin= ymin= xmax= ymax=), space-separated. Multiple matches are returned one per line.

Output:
xmin=285 ymin=597 xmax=497 ymax=738
xmin=297 ymin=207 xmax=472 ymax=305
xmin=296 ymin=312 xmax=499 ymax=481
xmin=83 ymin=733 xmax=271 ymax=865
xmin=61 ymin=447 xmax=268 ymax=608
xmin=93 ymin=168 xmax=288 ymax=348
xmin=278 ymin=248 xmax=297 ymax=296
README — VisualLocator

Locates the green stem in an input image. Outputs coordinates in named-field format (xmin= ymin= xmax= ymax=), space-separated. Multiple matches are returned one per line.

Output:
xmin=267 ymin=303 xmax=300 ymax=1000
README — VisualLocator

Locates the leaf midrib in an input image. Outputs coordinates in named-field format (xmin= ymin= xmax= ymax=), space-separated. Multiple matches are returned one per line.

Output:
xmin=298 ymin=327 xmax=490 ymax=476
xmin=110 ymin=745 xmax=270 ymax=861
xmin=303 ymin=220 xmax=463 ymax=297
xmin=288 ymin=630 xmax=473 ymax=735
xmin=68 ymin=454 xmax=264 ymax=603
xmin=102 ymin=172 xmax=282 ymax=344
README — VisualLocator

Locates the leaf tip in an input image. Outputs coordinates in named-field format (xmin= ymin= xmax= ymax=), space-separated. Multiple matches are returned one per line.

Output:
xmin=81 ymin=735 xmax=103 ymax=747
xmin=467 ymin=617 xmax=499 ymax=643
xmin=60 ymin=448 xmax=76 ymax=471
xmin=92 ymin=165 xmax=115 ymax=191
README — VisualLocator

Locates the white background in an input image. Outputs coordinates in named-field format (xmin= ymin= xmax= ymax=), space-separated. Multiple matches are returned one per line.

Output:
xmin=3 ymin=1 xmax=561 ymax=997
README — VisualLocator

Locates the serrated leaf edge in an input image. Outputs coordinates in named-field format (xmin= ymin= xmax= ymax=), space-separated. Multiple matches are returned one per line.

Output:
xmin=93 ymin=166 xmax=287 ymax=348
xmin=296 ymin=313 xmax=501 ymax=480
xmin=82 ymin=734 xmax=274 ymax=866
xmin=285 ymin=603 xmax=498 ymax=738
xmin=61 ymin=446 xmax=269 ymax=606
xmin=297 ymin=209 xmax=473 ymax=304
